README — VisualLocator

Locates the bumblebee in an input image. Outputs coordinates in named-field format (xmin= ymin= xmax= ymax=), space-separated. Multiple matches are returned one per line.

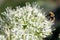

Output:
xmin=47 ymin=11 xmax=55 ymax=22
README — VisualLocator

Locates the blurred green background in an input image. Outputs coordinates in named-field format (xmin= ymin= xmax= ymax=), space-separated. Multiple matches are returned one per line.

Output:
xmin=0 ymin=0 xmax=55 ymax=13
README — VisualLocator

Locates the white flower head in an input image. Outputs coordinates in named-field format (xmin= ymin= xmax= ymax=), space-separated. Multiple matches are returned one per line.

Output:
xmin=0 ymin=3 xmax=53 ymax=40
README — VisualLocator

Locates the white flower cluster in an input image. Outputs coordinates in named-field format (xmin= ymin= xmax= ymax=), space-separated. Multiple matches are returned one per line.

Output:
xmin=0 ymin=35 xmax=6 ymax=40
xmin=0 ymin=4 xmax=52 ymax=40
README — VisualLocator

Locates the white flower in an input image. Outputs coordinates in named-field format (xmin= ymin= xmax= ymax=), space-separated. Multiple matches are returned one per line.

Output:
xmin=0 ymin=35 xmax=6 ymax=40
xmin=0 ymin=3 xmax=53 ymax=40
